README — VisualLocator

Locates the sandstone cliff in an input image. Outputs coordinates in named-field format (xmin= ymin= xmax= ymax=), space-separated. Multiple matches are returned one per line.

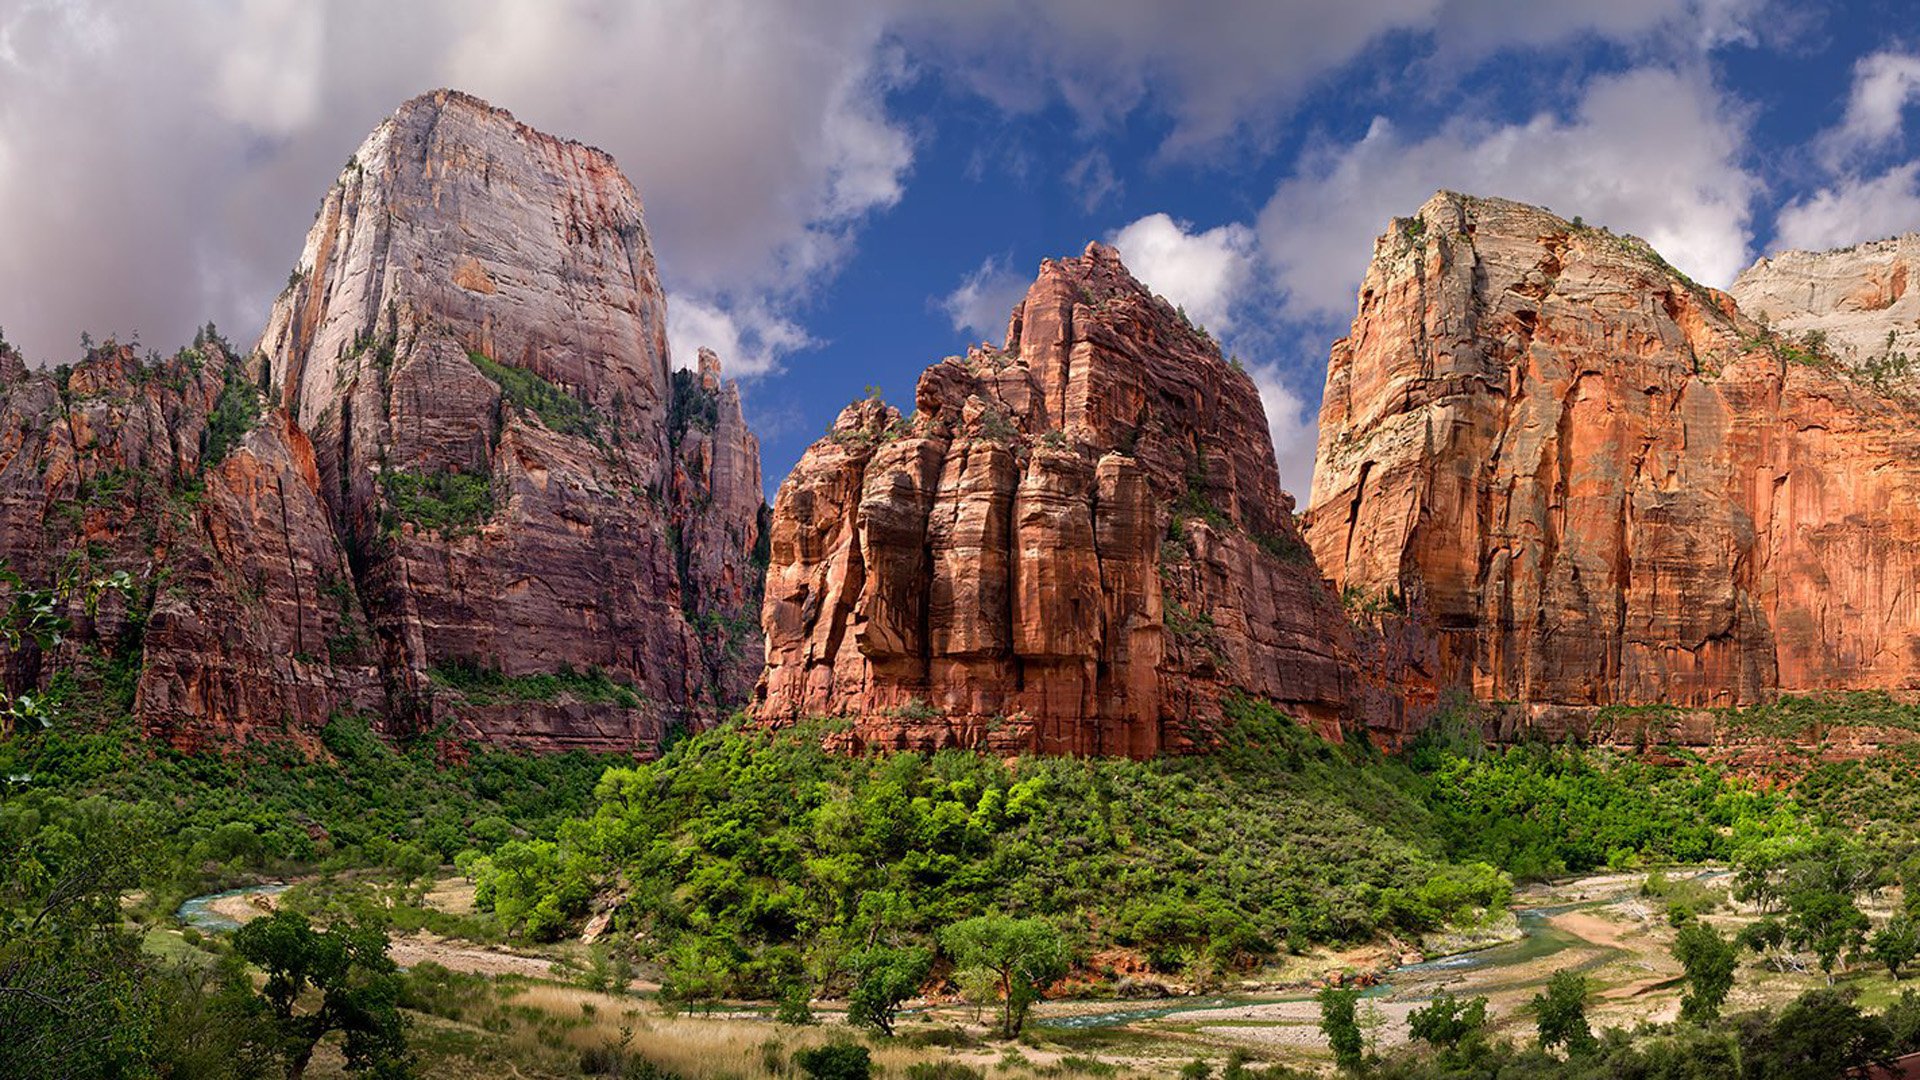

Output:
xmin=1303 ymin=192 xmax=1920 ymax=727
xmin=0 ymin=91 xmax=767 ymax=754
xmin=1731 ymin=233 xmax=1920 ymax=385
xmin=754 ymin=243 xmax=1355 ymax=755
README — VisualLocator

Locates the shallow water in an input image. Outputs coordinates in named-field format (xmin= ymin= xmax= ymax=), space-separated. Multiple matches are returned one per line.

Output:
xmin=1041 ymin=902 xmax=1599 ymax=1029
xmin=175 ymin=883 xmax=289 ymax=932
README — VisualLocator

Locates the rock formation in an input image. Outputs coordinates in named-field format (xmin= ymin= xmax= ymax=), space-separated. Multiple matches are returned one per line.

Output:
xmin=0 ymin=91 xmax=767 ymax=753
xmin=1731 ymin=233 xmax=1920 ymax=384
xmin=754 ymin=243 xmax=1356 ymax=755
xmin=1303 ymin=192 xmax=1920 ymax=728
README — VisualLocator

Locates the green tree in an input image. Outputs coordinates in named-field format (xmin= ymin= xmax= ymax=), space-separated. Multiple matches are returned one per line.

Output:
xmin=1873 ymin=915 xmax=1920 ymax=979
xmin=1318 ymin=986 xmax=1365 ymax=1071
xmin=1530 ymin=969 xmax=1595 ymax=1056
xmin=941 ymin=914 xmax=1069 ymax=1038
xmin=1784 ymin=882 xmax=1868 ymax=981
xmin=1736 ymin=987 xmax=1892 ymax=1080
xmin=1406 ymin=988 xmax=1488 ymax=1049
xmin=1672 ymin=921 xmax=1737 ymax=1023
xmin=231 ymin=911 xmax=412 ymax=1080
xmin=846 ymin=945 xmax=931 ymax=1036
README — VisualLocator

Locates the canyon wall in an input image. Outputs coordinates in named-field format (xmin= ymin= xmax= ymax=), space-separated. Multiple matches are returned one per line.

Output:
xmin=1731 ymin=233 xmax=1920 ymax=383
xmin=1303 ymin=192 xmax=1920 ymax=730
xmin=0 ymin=91 xmax=766 ymax=753
xmin=753 ymin=244 xmax=1359 ymax=755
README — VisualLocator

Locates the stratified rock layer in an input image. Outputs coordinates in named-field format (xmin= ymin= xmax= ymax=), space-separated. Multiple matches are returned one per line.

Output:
xmin=0 ymin=91 xmax=766 ymax=754
xmin=1731 ymin=234 xmax=1920 ymax=382
xmin=1303 ymin=192 xmax=1920 ymax=727
xmin=754 ymin=244 xmax=1355 ymax=755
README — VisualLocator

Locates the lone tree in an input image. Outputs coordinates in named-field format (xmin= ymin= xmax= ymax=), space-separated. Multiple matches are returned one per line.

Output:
xmin=1872 ymin=915 xmax=1920 ymax=979
xmin=231 ymin=911 xmax=411 ymax=1080
xmin=1317 ymin=986 xmax=1365 ymax=1071
xmin=1407 ymin=988 xmax=1489 ymax=1050
xmin=846 ymin=945 xmax=931 ymax=1036
xmin=941 ymin=914 xmax=1068 ymax=1038
xmin=1531 ymin=969 xmax=1596 ymax=1056
xmin=1673 ymin=921 xmax=1738 ymax=1023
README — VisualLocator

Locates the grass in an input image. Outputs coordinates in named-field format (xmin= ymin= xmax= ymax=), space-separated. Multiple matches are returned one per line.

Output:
xmin=468 ymin=349 xmax=598 ymax=439
xmin=428 ymin=662 xmax=643 ymax=709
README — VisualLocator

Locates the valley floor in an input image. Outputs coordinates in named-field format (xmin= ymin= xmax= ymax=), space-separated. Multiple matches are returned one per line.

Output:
xmin=158 ymin=864 xmax=1904 ymax=1078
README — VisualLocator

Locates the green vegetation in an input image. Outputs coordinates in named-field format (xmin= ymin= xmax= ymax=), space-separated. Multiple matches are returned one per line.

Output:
xmin=232 ymin=910 xmax=411 ymax=1078
xmin=942 ymin=915 xmax=1068 ymax=1038
xmin=427 ymin=661 xmax=642 ymax=708
xmin=467 ymin=349 xmax=598 ymax=439
xmin=669 ymin=366 xmax=720 ymax=437
xmin=381 ymin=468 xmax=493 ymax=534
xmin=202 ymin=360 xmax=263 ymax=468
xmin=846 ymin=945 xmax=932 ymax=1036
xmin=1672 ymin=921 xmax=1736 ymax=1022
xmin=1530 ymin=970 xmax=1595 ymax=1056
xmin=1319 ymin=987 xmax=1365 ymax=1071
xmin=1373 ymin=987 xmax=1920 ymax=1079
xmin=460 ymin=695 xmax=1520 ymax=1002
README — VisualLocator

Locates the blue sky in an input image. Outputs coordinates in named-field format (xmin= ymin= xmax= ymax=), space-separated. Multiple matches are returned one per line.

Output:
xmin=3 ymin=1 xmax=1920 ymax=500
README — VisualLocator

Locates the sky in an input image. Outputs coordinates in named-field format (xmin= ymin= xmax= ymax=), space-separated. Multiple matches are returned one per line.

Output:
xmin=2 ymin=1 xmax=1919 ymax=502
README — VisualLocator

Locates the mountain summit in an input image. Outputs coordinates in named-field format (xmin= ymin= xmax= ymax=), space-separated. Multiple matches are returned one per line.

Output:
xmin=753 ymin=242 xmax=1359 ymax=755
xmin=0 ymin=90 xmax=766 ymax=753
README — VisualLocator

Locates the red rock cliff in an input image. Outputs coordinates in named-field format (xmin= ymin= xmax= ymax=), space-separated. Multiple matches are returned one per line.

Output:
xmin=754 ymin=244 xmax=1356 ymax=755
xmin=0 ymin=91 xmax=767 ymax=754
xmin=1303 ymin=192 xmax=1920 ymax=727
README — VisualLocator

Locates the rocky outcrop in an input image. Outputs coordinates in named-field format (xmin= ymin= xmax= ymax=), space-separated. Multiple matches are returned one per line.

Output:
xmin=1731 ymin=234 xmax=1920 ymax=384
xmin=668 ymin=349 xmax=767 ymax=711
xmin=754 ymin=243 xmax=1356 ymax=755
xmin=1303 ymin=192 xmax=1920 ymax=730
xmin=0 ymin=91 xmax=767 ymax=754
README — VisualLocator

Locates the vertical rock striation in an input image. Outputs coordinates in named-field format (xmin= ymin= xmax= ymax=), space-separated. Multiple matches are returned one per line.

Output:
xmin=754 ymin=244 xmax=1356 ymax=755
xmin=0 ymin=91 xmax=767 ymax=754
xmin=1303 ymin=192 xmax=1920 ymax=731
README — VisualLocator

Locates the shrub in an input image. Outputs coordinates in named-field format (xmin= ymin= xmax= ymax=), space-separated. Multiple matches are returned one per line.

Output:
xmin=382 ymin=468 xmax=493 ymax=534
xmin=468 ymin=349 xmax=597 ymax=438
xmin=793 ymin=1042 xmax=871 ymax=1080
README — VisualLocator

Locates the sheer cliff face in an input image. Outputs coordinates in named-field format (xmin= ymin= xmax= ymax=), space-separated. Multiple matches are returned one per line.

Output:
xmin=1304 ymin=192 xmax=1920 ymax=715
xmin=1731 ymin=234 xmax=1920 ymax=382
xmin=0 ymin=91 xmax=766 ymax=754
xmin=241 ymin=89 xmax=765 ymax=748
xmin=754 ymin=244 xmax=1354 ymax=756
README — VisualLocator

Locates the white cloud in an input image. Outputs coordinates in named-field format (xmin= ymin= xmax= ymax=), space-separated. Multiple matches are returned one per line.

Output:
xmin=667 ymin=296 xmax=814 ymax=379
xmin=905 ymin=0 xmax=1750 ymax=157
xmin=0 ymin=0 xmax=913 ymax=369
xmin=1107 ymin=214 xmax=1257 ymax=333
xmin=1247 ymin=360 xmax=1322 ymax=502
xmin=939 ymin=255 xmax=1031 ymax=342
xmin=1824 ymin=50 xmax=1920 ymax=162
xmin=1257 ymin=66 xmax=1757 ymax=320
xmin=1774 ymin=163 xmax=1920 ymax=251
xmin=207 ymin=0 xmax=323 ymax=137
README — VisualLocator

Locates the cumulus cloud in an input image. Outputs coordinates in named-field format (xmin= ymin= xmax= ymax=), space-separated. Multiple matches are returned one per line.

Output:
xmin=667 ymin=297 xmax=814 ymax=379
xmin=1256 ymin=66 xmax=1757 ymax=320
xmin=1107 ymin=214 xmax=1257 ymax=333
xmin=0 ymin=0 xmax=912 ymax=370
xmin=939 ymin=255 xmax=1030 ymax=342
xmin=907 ymin=0 xmax=1755 ymax=156
xmin=1247 ymin=361 xmax=1323 ymax=502
xmin=1774 ymin=164 xmax=1920 ymax=251
xmin=1823 ymin=50 xmax=1920 ymax=162
xmin=0 ymin=0 xmax=1779 ymax=371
